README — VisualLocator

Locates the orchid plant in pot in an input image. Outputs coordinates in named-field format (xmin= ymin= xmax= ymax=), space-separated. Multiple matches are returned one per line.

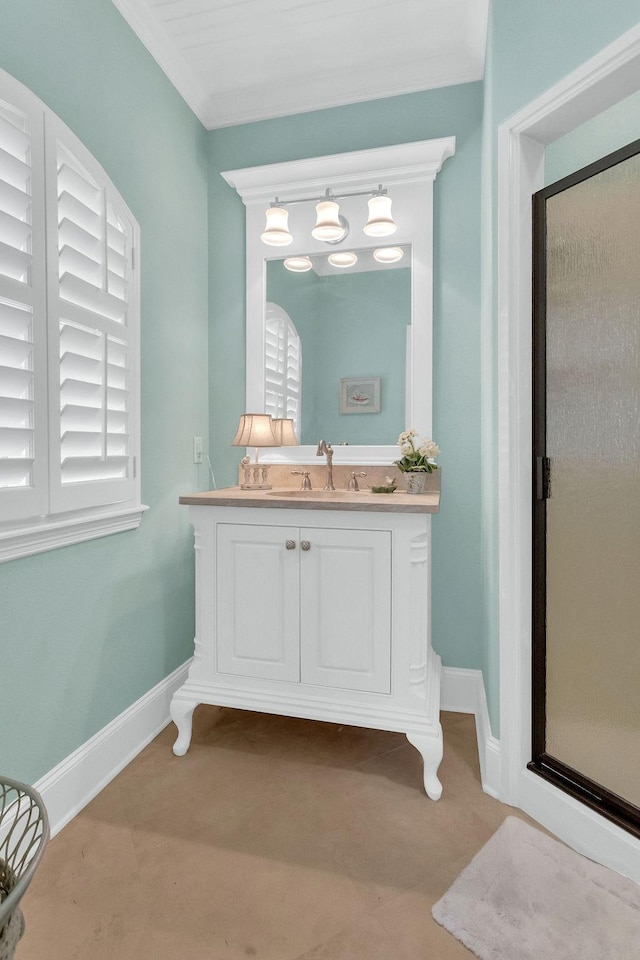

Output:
xmin=394 ymin=429 xmax=440 ymax=494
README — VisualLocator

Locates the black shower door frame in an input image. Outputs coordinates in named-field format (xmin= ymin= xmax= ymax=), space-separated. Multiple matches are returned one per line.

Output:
xmin=530 ymin=137 xmax=640 ymax=840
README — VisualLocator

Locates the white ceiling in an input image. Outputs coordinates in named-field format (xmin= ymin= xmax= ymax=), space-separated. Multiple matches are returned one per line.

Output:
xmin=111 ymin=0 xmax=489 ymax=130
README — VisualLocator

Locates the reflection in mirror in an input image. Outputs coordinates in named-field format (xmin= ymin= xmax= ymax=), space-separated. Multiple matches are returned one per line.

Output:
xmin=265 ymin=245 xmax=411 ymax=445
xmin=223 ymin=137 xmax=456 ymax=462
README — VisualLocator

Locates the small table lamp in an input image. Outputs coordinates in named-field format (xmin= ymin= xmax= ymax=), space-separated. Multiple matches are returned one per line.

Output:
xmin=233 ymin=413 xmax=280 ymax=490
xmin=271 ymin=418 xmax=299 ymax=447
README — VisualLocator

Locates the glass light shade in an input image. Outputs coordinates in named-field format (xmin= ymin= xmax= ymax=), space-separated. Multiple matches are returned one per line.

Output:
xmin=311 ymin=200 xmax=347 ymax=242
xmin=261 ymin=206 xmax=293 ymax=246
xmin=373 ymin=246 xmax=404 ymax=264
xmin=271 ymin=418 xmax=299 ymax=446
xmin=283 ymin=256 xmax=313 ymax=272
xmin=328 ymin=251 xmax=358 ymax=268
xmin=364 ymin=194 xmax=397 ymax=237
xmin=232 ymin=413 xmax=278 ymax=447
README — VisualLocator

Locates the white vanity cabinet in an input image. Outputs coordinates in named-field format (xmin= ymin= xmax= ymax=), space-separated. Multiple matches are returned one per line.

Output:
xmin=171 ymin=496 xmax=444 ymax=800
xmin=216 ymin=522 xmax=391 ymax=694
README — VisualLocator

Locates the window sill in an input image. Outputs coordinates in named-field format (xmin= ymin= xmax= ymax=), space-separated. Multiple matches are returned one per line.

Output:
xmin=0 ymin=504 xmax=149 ymax=563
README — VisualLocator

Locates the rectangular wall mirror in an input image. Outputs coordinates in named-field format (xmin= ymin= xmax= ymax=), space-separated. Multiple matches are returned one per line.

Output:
xmin=265 ymin=245 xmax=412 ymax=446
xmin=222 ymin=139 xmax=455 ymax=464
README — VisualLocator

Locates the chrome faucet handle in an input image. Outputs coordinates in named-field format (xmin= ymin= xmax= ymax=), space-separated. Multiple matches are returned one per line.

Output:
xmin=291 ymin=470 xmax=312 ymax=490
xmin=347 ymin=471 xmax=367 ymax=491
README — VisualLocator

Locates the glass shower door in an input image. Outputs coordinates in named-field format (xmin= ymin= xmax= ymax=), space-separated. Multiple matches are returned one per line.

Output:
xmin=531 ymin=141 xmax=640 ymax=834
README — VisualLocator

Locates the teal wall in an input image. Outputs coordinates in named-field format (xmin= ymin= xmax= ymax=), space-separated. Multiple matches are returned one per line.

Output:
xmin=488 ymin=0 xmax=640 ymax=124
xmin=0 ymin=0 xmax=209 ymax=783
xmin=208 ymin=83 xmax=485 ymax=673
xmin=267 ymin=263 xmax=410 ymax=444
xmin=546 ymin=88 xmax=640 ymax=185
xmin=481 ymin=0 xmax=640 ymax=733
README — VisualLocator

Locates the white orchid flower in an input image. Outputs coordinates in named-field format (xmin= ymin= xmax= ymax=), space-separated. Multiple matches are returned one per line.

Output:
xmin=419 ymin=440 xmax=440 ymax=459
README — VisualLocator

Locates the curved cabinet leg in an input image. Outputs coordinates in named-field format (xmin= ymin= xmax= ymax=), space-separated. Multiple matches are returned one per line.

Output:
xmin=170 ymin=697 xmax=197 ymax=756
xmin=406 ymin=726 xmax=443 ymax=800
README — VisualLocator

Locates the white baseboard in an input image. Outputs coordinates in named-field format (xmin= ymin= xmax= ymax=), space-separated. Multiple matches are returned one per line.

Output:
xmin=518 ymin=769 xmax=640 ymax=885
xmin=34 ymin=660 xmax=190 ymax=837
xmin=441 ymin=666 xmax=501 ymax=798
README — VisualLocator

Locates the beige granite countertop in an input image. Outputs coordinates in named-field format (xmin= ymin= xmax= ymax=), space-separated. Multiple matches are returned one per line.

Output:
xmin=179 ymin=485 xmax=440 ymax=514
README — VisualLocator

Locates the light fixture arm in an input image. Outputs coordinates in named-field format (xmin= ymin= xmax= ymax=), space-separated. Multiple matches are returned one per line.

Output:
xmin=269 ymin=184 xmax=387 ymax=208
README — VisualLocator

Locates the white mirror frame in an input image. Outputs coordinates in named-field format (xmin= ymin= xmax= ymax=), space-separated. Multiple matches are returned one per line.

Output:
xmin=222 ymin=138 xmax=455 ymax=465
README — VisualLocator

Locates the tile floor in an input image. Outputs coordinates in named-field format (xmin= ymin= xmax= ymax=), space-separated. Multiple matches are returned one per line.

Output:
xmin=19 ymin=709 xmax=526 ymax=960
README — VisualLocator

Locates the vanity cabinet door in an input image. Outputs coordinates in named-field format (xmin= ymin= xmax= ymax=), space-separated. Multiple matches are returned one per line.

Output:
xmin=216 ymin=523 xmax=300 ymax=682
xmin=299 ymin=527 xmax=392 ymax=694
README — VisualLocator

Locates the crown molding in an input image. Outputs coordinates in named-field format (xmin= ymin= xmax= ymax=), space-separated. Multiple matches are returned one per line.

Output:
xmin=110 ymin=0 xmax=209 ymax=124
xmin=221 ymin=138 xmax=456 ymax=204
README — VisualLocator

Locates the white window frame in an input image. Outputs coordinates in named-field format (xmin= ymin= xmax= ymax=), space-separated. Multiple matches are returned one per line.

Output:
xmin=0 ymin=69 xmax=146 ymax=562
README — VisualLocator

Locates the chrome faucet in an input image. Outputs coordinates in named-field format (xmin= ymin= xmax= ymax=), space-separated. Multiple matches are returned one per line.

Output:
xmin=316 ymin=440 xmax=335 ymax=490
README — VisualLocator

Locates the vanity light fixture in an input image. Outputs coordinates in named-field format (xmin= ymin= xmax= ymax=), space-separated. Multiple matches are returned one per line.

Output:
xmin=373 ymin=246 xmax=404 ymax=264
xmin=283 ymin=255 xmax=313 ymax=272
xmin=260 ymin=185 xmax=395 ymax=247
xmin=311 ymin=198 xmax=349 ymax=243
xmin=261 ymin=204 xmax=293 ymax=246
xmin=363 ymin=193 xmax=397 ymax=237
xmin=232 ymin=413 xmax=280 ymax=490
xmin=327 ymin=251 xmax=358 ymax=269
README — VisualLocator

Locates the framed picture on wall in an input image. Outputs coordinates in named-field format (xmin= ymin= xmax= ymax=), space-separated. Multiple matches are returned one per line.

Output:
xmin=339 ymin=377 xmax=381 ymax=414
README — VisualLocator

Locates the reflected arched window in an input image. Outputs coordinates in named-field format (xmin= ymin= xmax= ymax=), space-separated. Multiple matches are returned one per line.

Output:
xmin=264 ymin=302 xmax=301 ymax=441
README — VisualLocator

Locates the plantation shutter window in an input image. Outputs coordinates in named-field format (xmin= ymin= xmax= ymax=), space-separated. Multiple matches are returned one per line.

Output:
xmin=286 ymin=324 xmax=301 ymax=434
xmin=264 ymin=301 xmax=301 ymax=441
xmin=47 ymin=127 xmax=137 ymax=513
xmin=0 ymin=79 xmax=48 ymax=522
xmin=0 ymin=68 xmax=144 ymax=562
xmin=264 ymin=305 xmax=285 ymax=416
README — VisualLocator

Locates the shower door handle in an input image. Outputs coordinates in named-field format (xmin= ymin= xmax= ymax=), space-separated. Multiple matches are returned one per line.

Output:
xmin=536 ymin=457 xmax=551 ymax=500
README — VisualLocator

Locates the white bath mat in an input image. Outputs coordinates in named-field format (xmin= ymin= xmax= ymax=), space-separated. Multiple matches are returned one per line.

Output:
xmin=432 ymin=816 xmax=640 ymax=960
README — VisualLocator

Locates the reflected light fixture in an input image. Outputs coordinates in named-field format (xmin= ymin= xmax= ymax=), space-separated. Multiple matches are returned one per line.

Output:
xmin=373 ymin=246 xmax=404 ymax=264
xmin=364 ymin=192 xmax=397 ymax=237
xmin=232 ymin=413 xmax=280 ymax=489
xmin=261 ymin=204 xmax=293 ymax=246
xmin=283 ymin=256 xmax=313 ymax=273
xmin=271 ymin=418 xmax=299 ymax=446
xmin=328 ymin=251 xmax=358 ymax=269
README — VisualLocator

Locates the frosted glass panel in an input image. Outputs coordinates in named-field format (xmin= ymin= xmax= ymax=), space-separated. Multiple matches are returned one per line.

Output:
xmin=545 ymin=153 xmax=640 ymax=807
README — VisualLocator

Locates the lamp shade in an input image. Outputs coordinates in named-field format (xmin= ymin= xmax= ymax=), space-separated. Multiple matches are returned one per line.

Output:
xmin=261 ymin=206 xmax=293 ymax=246
xmin=363 ymin=194 xmax=397 ymax=237
xmin=328 ymin=251 xmax=358 ymax=269
xmin=373 ymin=246 xmax=404 ymax=264
xmin=283 ymin=256 xmax=313 ymax=273
xmin=271 ymin=418 xmax=299 ymax=446
xmin=311 ymin=200 xmax=347 ymax=242
xmin=232 ymin=413 xmax=279 ymax=447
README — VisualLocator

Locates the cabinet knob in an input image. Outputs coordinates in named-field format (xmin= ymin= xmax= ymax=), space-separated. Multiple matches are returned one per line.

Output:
xmin=300 ymin=540 xmax=311 ymax=551
xmin=285 ymin=540 xmax=296 ymax=550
